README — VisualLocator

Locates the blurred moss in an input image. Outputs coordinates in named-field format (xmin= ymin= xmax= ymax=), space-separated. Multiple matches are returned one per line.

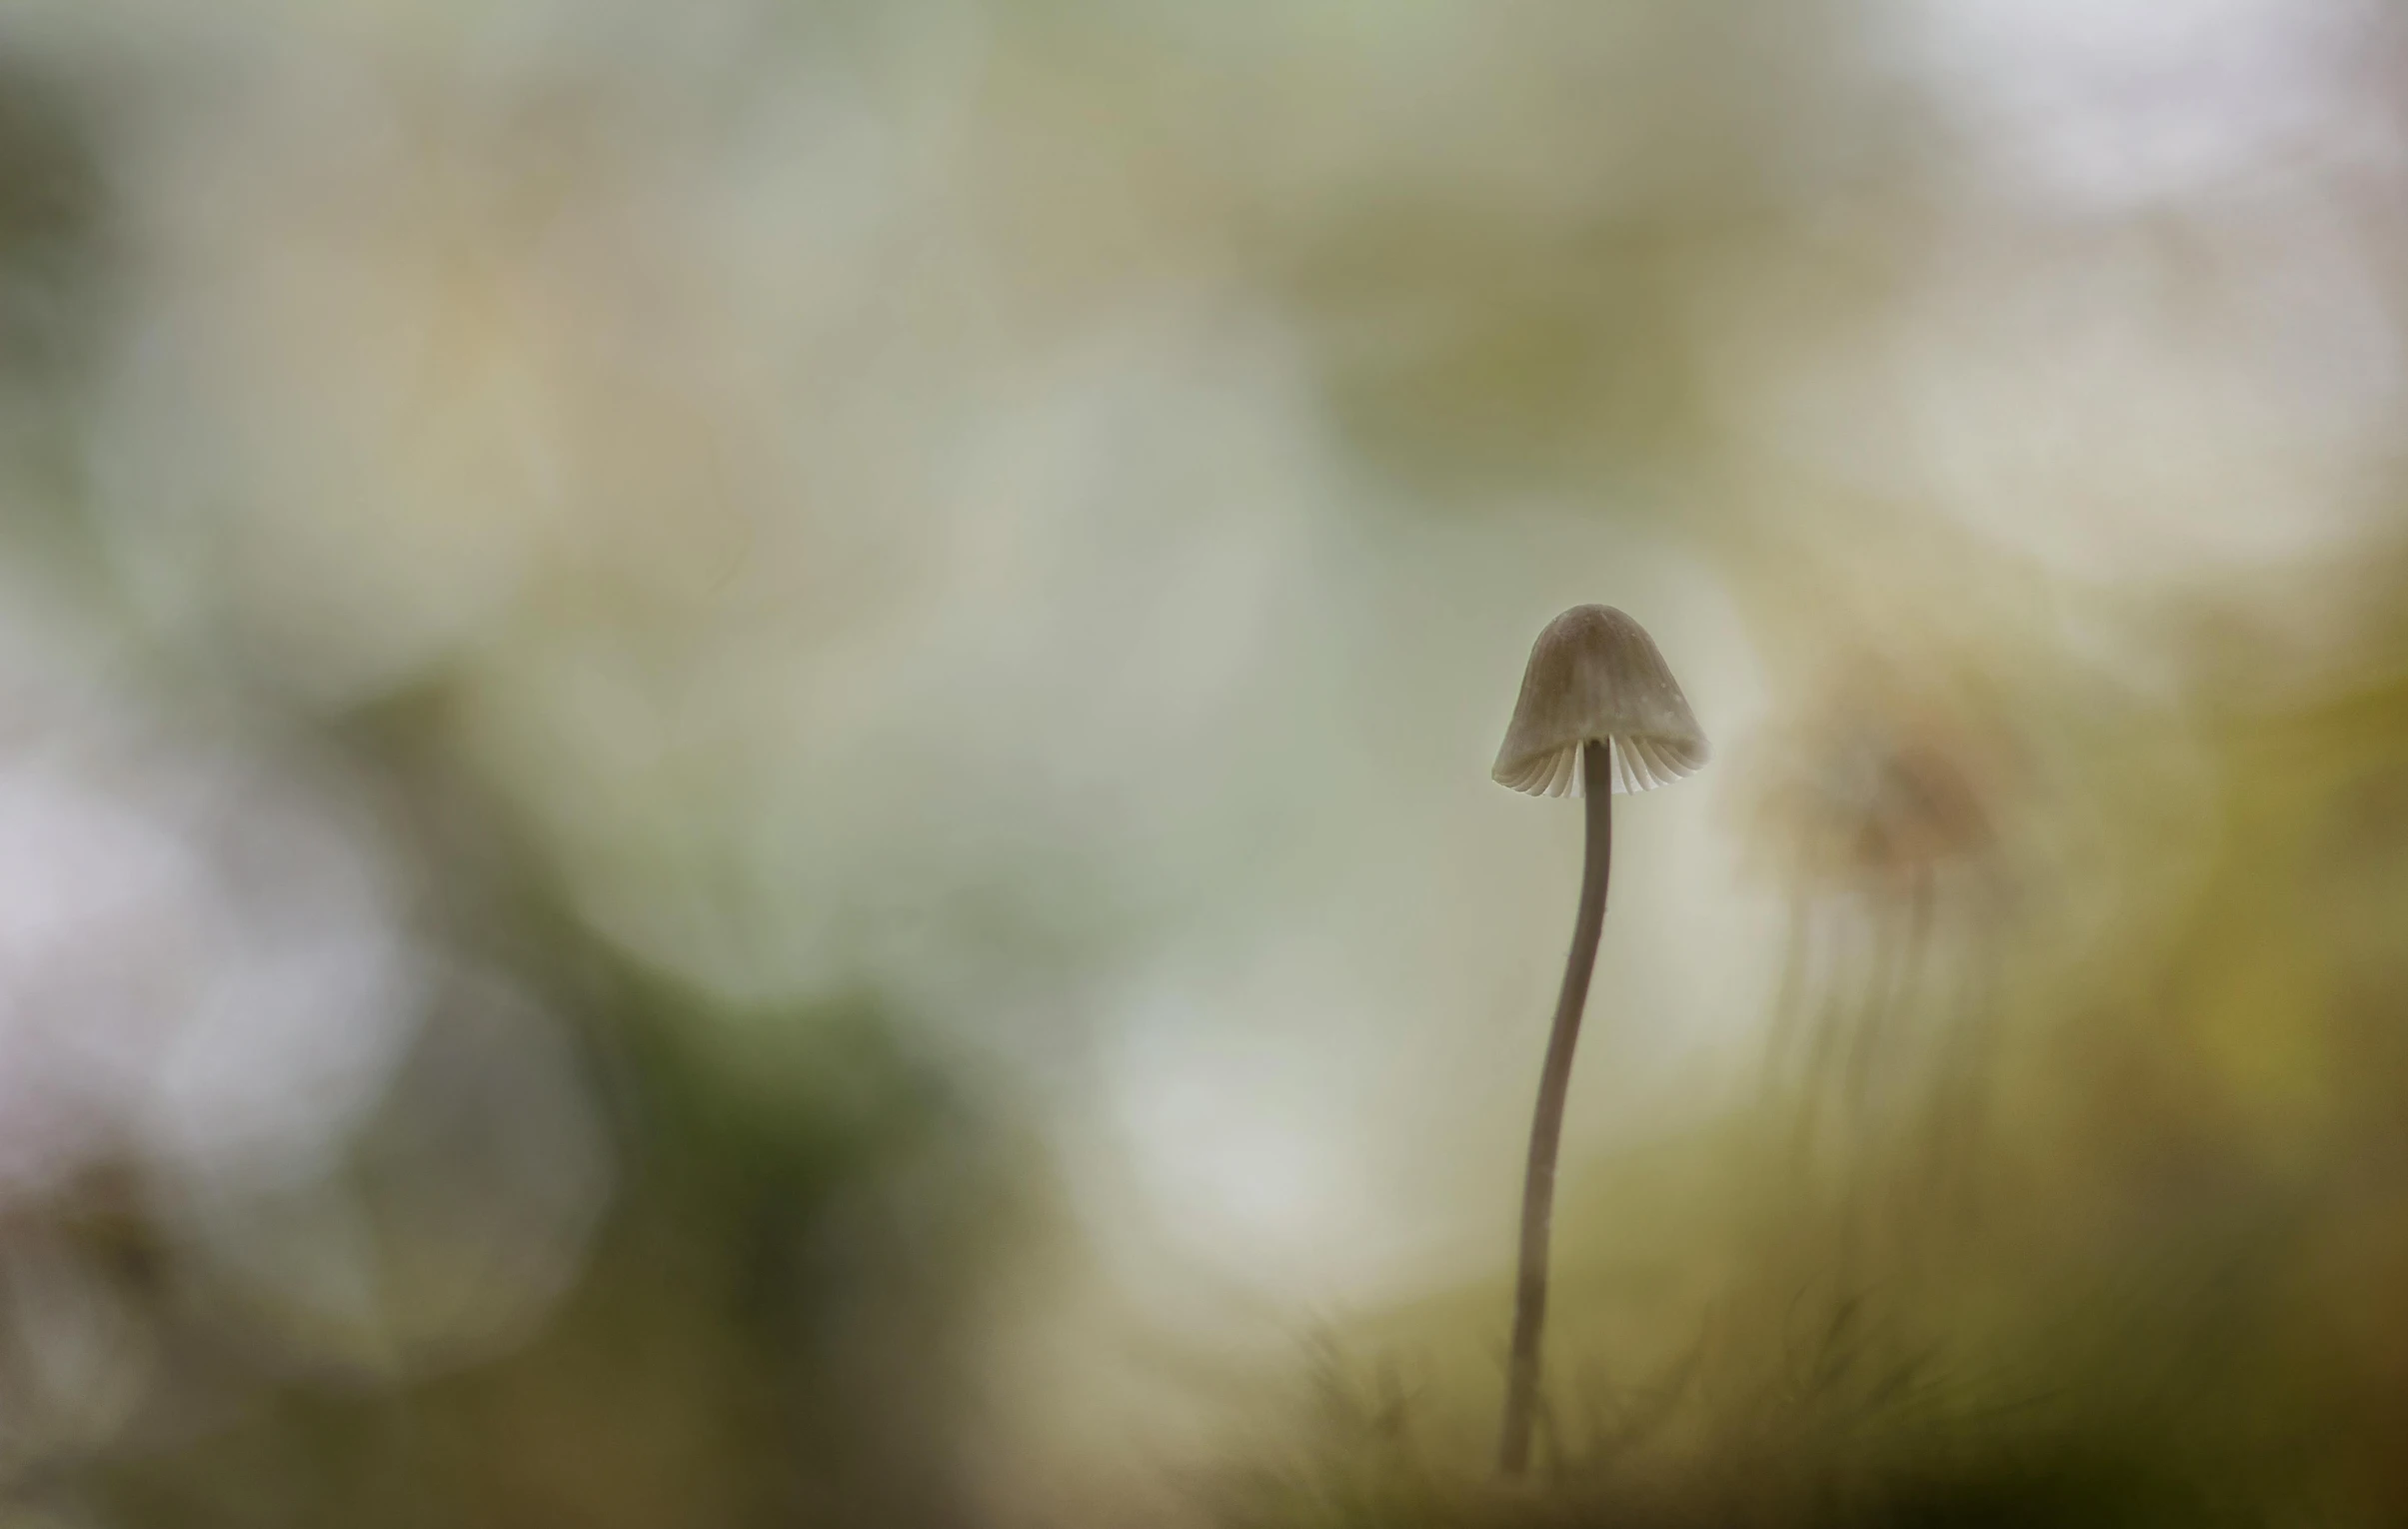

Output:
xmin=80 ymin=965 xmax=1027 ymax=1529
xmin=0 ymin=696 xmax=1044 ymax=1529
xmin=0 ymin=54 xmax=99 ymax=377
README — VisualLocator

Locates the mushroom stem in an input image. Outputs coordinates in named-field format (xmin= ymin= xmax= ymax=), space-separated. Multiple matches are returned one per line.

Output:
xmin=1498 ymin=737 xmax=1613 ymax=1477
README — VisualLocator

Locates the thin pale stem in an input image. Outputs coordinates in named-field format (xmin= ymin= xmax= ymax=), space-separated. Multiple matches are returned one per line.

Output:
xmin=1498 ymin=737 xmax=1612 ymax=1477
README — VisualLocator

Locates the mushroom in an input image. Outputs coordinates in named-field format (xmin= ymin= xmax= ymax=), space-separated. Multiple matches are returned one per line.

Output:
xmin=1490 ymin=604 xmax=1706 ymax=1476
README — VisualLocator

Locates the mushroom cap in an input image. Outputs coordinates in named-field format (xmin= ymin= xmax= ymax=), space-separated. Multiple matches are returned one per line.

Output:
xmin=1492 ymin=605 xmax=1708 ymax=797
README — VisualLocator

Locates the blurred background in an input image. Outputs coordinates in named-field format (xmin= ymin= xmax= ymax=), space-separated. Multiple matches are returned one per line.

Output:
xmin=0 ymin=0 xmax=2405 ymax=1523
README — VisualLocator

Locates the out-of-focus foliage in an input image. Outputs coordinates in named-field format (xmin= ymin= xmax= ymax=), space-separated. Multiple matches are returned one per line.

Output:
xmin=0 ymin=0 xmax=2405 ymax=1524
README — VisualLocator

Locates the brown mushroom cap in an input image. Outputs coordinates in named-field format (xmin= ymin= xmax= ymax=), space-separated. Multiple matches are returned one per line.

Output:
xmin=1492 ymin=605 xmax=1708 ymax=797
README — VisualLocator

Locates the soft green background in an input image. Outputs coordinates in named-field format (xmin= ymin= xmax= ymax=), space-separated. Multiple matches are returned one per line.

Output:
xmin=0 ymin=2 xmax=2403 ymax=1524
